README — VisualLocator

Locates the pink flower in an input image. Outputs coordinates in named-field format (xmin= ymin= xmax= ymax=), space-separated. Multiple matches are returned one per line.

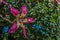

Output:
xmin=9 ymin=22 xmax=19 ymax=33
xmin=1 ymin=0 xmax=5 ymax=2
xmin=10 ymin=6 xmax=20 ymax=16
xmin=27 ymin=18 xmax=34 ymax=23
xmin=56 ymin=0 xmax=60 ymax=4
xmin=1 ymin=0 xmax=8 ymax=5
xmin=22 ymin=4 xmax=27 ymax=15
xmin=0 ymin=0 xmax=5 ymax=4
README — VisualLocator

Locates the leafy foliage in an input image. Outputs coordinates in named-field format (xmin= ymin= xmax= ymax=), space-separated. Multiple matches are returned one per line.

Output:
xmin=0 ymin=0 xmax=59 ymax=40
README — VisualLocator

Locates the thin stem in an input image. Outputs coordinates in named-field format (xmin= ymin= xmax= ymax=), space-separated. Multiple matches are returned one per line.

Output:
xmin=0 ymin=14 xmax=13 ymax=23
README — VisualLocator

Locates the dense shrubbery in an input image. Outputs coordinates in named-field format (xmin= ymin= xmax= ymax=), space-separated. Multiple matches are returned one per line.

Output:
xmin=0 ymin=0 xmax=59 ymax=40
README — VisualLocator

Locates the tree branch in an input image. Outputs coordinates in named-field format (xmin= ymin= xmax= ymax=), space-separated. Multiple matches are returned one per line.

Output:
xmin=0 ymin=14 xmax=13 ymax=23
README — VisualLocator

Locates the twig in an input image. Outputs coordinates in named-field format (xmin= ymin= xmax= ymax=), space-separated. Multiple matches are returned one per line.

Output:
xmin=0 ymin=14 xmax=13 ymax=23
